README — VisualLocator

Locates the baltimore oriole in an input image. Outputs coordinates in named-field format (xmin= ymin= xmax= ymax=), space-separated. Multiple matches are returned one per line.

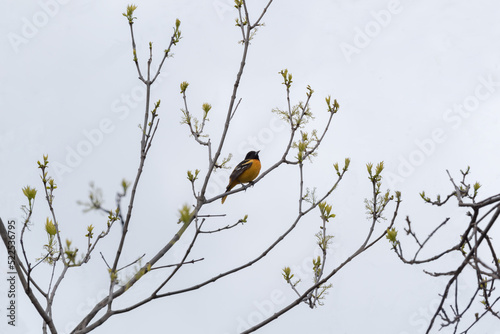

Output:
xmin=221 ymin=150 xmax=261 ymax=204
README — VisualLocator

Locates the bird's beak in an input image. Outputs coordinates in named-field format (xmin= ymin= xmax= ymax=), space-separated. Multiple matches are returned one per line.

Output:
xmin=256 ymin=150 xmax=260 ymax=154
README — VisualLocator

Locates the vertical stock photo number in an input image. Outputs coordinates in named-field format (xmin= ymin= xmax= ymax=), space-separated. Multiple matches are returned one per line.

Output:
xmin=6 ymin=219 xmax=17 ymax=327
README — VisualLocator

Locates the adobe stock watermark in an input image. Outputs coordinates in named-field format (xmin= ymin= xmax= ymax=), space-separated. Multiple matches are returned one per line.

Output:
xmin=385 ymin=73 xmax=500 ymax=189
xmin=339 ymin=0 xmax=403 ymax=63
xmin=213 ymin=0 xmax=236 ymax=21
xmin=8 ymin=0 xmax=73 ymax=54
xmin=226 ymin=244 xmax=338 ymax=333
xmin=399 ymin=269 xmax=473 ymax=334
xmin=224 ymin=289 xmax=286 ymax=334
xmin=58 ymin=288 xmax=109 ymax=334
xmin=51 ymin=73 xmax=168 ymax=181
xmin=5 ymin=219 xmax=18 ymax=327
xmin=205 ymin=115 xmax=287 ymax=198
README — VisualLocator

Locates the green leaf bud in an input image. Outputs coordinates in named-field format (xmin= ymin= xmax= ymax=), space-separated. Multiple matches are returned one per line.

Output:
xmin=45 ymin=218 xmax=57 ymax=236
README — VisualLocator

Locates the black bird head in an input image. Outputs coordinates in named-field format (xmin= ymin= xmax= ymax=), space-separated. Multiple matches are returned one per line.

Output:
xmin=245 ymin=150 xmax=260 ymax=160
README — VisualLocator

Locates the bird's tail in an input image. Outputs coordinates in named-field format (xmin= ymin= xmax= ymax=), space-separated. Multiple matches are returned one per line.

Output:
xmin=221 ymin=183 xmax=235 ymax=204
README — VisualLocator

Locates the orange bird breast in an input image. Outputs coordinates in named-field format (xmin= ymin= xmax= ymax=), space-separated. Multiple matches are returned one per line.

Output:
xmin=233 ymin=159 xmax=261 ymax=184
xmin=221 ymin=156 xmax=261 ymax=204
xmin=224 ymin=159 xmax=261 ymax=195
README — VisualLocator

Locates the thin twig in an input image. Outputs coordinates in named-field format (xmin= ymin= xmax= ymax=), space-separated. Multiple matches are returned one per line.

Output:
xmin=150 ymin=258 xmax=204 ymax=271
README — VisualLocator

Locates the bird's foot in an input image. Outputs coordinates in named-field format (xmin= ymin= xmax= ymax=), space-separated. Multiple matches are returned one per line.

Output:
xmin=241 ymin=181 xmax=255 ymax=191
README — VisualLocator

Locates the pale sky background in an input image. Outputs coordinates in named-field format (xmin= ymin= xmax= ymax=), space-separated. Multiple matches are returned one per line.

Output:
xmin=2 ymin=0 xmax=500 ymax=333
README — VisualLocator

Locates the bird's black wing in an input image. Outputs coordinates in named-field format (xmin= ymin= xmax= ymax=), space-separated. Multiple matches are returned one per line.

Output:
xmin=229 ymin=159 xmax=253 ymax=183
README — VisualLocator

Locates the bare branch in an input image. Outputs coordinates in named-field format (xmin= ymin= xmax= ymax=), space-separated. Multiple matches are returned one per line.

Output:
xmin=0 ymin=218 xmax=57 ymax=333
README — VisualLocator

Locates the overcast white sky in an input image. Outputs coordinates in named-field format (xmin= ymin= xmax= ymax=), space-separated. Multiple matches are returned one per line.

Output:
xmin=2 ymin=0 xmax=500 ymax=333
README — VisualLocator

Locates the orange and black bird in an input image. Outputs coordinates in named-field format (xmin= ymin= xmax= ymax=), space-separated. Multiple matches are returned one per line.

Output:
xmin=221 ymin=150 xmax=261 ymax=204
